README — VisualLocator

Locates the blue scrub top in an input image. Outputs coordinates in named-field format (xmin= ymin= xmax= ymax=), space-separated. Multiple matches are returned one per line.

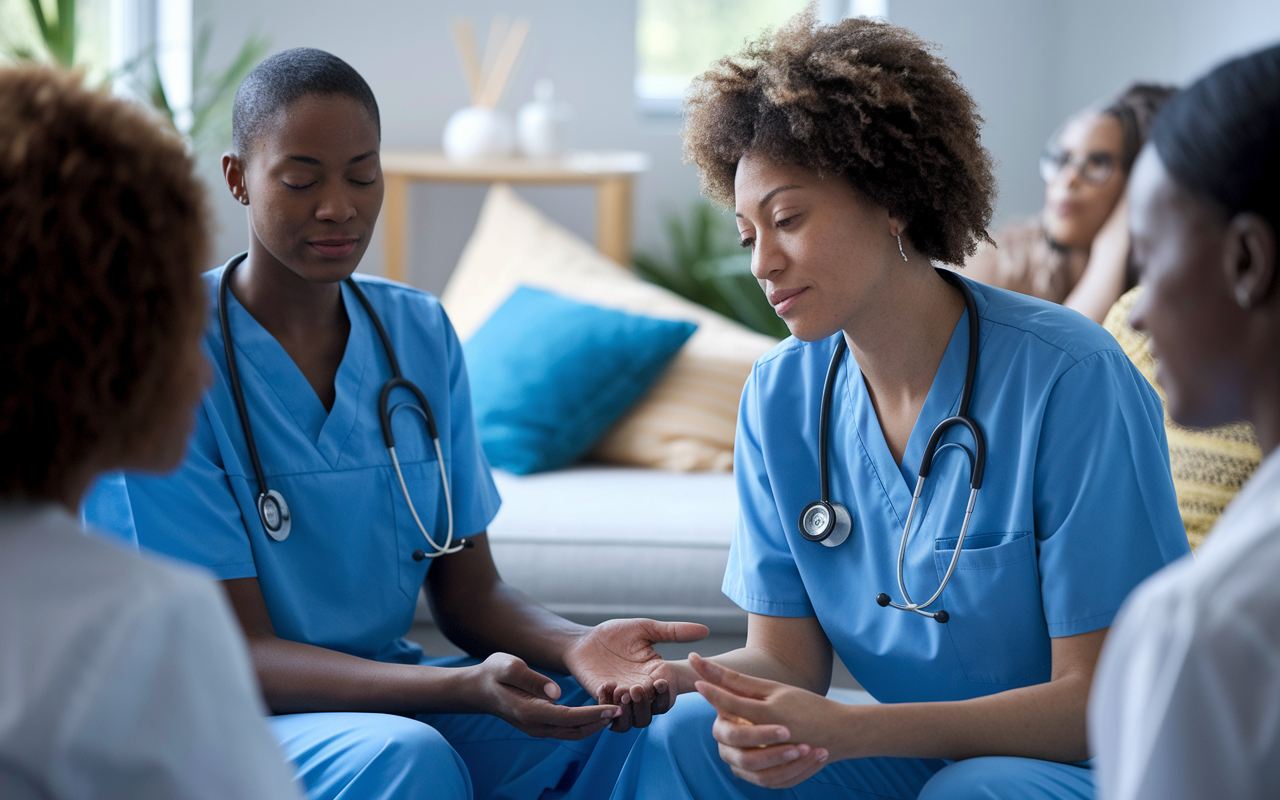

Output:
xmin=85 ymin=256 xmax=501 ymax=664
xmin=725 ymin=277 xmax=1189 ymax=704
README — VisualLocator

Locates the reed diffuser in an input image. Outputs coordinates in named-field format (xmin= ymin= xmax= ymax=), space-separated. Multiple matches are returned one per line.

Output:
xmin=443 ymin=15 xmax=530 ymax=161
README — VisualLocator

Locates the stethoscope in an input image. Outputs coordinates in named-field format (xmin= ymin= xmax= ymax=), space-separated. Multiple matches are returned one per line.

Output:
xmin=798 ymin=269 xmax=986 ymax=623
xmin=218 ymin=254 xmax=465 ymax=559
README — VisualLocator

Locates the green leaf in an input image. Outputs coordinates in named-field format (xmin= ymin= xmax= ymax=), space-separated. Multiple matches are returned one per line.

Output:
xmin=21 ymin=0 xmax=75 ymax=66
xmin=26 ymin=0 xmax=50 ymax=41
xmin=54 ymin=0 xmax=75 ymax=65
xmin=148 ymin=58 xmax=176 ymax=128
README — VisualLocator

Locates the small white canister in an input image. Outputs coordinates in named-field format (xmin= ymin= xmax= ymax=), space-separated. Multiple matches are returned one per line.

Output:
xmin=443 ymin=105 xmax=516 ymax=161
xmin=516 ymin=79 xmax=570 ymax=159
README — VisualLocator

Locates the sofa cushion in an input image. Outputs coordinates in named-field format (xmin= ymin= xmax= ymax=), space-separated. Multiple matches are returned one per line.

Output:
xmin=464 ymin=286 xmax=695 ymax=474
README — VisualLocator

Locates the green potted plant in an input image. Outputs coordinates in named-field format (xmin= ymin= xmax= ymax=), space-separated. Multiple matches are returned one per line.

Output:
xmin=633 ymin=200 xmax=789 ymax=339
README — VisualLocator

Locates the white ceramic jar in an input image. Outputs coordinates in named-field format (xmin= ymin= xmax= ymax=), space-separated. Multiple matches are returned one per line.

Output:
xmin=516 ymin=79 xmax=569 ymax=159
xmin=443 ymin=106 xmax=516 ymax=161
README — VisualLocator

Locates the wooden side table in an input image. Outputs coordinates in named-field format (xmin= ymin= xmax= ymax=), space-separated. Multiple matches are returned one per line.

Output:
xmin=379 ymin=149 xmax=651 ymax=282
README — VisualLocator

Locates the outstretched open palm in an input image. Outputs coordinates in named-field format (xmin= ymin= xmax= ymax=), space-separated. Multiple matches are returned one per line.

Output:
xmin=564 ymin=618 xmax=707 ymax=731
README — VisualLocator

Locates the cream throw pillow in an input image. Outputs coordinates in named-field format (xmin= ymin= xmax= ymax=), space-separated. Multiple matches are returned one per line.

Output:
xmin=441 ymin=184 xmax=779 ymax=471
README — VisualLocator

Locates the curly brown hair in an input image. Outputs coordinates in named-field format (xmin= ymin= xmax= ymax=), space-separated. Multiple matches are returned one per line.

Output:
xmin=0 ymin=66 xmax=209 ymax=499
xmin=682 ymin=10 xmax=996 ymax=265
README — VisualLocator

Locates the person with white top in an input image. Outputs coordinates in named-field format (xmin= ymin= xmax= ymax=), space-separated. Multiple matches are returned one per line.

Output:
xmin=1089 ymin=42 xmax=1280 ymax=800
xmin=0 ymin=65 xmax=301 ymax=799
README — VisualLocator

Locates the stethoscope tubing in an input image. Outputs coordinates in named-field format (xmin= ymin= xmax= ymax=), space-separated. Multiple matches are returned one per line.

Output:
xmin=218 ymin=256 xmax=461 ymax=557
xmin=818 ymin=269 xmax=986 ymax=622
xmin=218 ymin=262 xmax=272 ymax=509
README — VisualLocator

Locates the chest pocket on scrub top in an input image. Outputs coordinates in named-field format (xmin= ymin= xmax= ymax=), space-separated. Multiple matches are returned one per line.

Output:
xmin=386 ymin=396 xmax=448 ymax=601
xmin=933 ymin=530 xmax=1050 ymax=685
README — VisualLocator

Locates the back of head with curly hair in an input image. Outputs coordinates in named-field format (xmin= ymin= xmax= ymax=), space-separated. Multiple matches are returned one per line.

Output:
xmin=682 ymin=10 xmax=996 ymax=266
xmin=0 ymin=66 xmax=209 ymax=500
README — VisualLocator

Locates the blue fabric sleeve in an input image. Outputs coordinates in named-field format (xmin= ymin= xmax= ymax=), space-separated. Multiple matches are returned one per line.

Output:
xmin=81 ymin=473 xmax=139 ymax=550
xmin=440 ymin=310 xmax=502 ymax=537
xmin=1034 ymin=350 xmax=1190 ymax=638
xmin=722 ymin=367 xmax=816 ymax=617
xmin=121 ymin=398 xmax=259 ymax=580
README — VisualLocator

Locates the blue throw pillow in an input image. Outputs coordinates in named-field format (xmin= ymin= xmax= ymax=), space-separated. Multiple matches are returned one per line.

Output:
xmin=464 ymin=286 xmax=697 ymax=474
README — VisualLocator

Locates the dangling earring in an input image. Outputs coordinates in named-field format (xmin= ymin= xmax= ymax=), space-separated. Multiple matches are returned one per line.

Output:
xmin=896 ymin=234 xmax=908 ymax=262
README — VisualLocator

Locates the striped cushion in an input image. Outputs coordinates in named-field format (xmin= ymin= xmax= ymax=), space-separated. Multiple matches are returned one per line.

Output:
xmin=441 ymin=184 xmax=779 ymax=471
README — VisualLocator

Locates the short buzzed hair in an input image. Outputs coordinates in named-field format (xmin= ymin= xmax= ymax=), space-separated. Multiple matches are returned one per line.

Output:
xmin=231 ymin=47 xmax=380 ymax=158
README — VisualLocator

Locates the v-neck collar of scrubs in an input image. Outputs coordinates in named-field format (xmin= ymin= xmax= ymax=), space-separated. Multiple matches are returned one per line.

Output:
xmin=841 ymin=284 xmax=985 ymax=526
xmin=222 ymin=275 xmax=370 ymax=468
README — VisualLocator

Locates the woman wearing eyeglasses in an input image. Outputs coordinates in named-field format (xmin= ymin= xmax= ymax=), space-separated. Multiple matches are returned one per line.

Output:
xmin=966 ymin=85 xmax=1173 ymax=323
xmin=972 ymin=84 xmax=1263 ymax=547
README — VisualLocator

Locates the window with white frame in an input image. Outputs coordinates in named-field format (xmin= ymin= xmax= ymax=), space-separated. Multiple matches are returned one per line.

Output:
xmin=111 ymin=0 xmax=192 ymax=130
xmin=635 ymin=0 xmax=888 ymax=114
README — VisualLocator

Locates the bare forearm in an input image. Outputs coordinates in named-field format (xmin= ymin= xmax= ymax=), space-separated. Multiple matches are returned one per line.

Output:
xmin=432 ymin=580 xmax=587 ymax=673
xmin=829 ymin=673 xmax=1091 ymax=763
xmin=1064 ymin=207 xmax=1129 ymax=324
xmin=248 ymin=636 xmax=475 ymax=716
xmin=671 ymin=643 xmax=830 ymax=698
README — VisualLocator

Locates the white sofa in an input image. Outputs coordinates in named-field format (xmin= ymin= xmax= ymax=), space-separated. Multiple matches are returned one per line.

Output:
xmin=492 ymin=465 xmax=744 ymax=631
xmin=415 ymin=464 xmax=744 ymax=634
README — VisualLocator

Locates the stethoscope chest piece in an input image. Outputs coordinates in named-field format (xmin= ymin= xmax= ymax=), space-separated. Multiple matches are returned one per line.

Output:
xmin=799 ymin=500 xmax=852 ymax=547
xmin=258 ymin=489 xmax=292 ymax=542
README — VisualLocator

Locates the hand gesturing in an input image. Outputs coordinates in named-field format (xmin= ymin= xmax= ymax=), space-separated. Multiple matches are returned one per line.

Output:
xmin=564 ymin=618 xmax=708 ymax=732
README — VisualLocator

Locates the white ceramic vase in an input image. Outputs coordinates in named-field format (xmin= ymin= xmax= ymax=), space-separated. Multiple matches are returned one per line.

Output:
xmin=443 ymin=106 xmax=515 ymax=161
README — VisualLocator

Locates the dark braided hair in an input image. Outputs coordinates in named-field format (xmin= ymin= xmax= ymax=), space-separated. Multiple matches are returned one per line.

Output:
xmin=1100 ymin=83 xmax=1177 ymax=175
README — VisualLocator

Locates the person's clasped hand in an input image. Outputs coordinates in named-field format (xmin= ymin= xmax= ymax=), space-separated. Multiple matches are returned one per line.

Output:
xmin=564 ymin=618 xmax=709 ymax=732
xmin=462 ymin=652 xmax=620 ymax=741
xmin=691 ymin=653 xmax=845 ymax=789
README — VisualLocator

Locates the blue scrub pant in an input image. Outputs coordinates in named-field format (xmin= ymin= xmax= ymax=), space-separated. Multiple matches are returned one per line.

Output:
xmin=270 ymin=660 xmax=639 ymax=800
xmin=609 ymin=695 xmax=1094 ymax=800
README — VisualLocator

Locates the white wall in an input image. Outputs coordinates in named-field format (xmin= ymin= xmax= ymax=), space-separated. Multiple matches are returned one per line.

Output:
xmin=1053 ymin=0 xmax=1280 ymax=115
xmin=195 ymin=0 xmax=1280 ymax=291
xmin=891 ymin=0 xmax=1060 ymax=227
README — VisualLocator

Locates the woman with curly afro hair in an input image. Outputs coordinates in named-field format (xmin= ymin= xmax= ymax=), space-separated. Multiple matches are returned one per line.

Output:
xmin=0 ymin=66 xmax=298 ymax=797
xmin=610 ymin=11 xmax=1189 ymax=800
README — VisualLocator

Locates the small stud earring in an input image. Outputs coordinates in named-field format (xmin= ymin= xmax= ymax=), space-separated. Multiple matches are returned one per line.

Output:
xmin=896 ymin=234 xmax=908 ymax=262
xmin=1237 ymin=286 xmax=1252 ymax=310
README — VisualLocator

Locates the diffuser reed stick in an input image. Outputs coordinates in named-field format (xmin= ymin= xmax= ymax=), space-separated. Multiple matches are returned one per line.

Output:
xmin=449 ymin=18 xmax=482 ymax=103
xmin=449 ymin=15 xmax=530 ymax=109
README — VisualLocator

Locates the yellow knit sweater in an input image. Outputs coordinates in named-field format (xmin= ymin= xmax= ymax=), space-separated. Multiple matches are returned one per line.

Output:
xmin=1103 ymin=288 xmax=1262 ymax=549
